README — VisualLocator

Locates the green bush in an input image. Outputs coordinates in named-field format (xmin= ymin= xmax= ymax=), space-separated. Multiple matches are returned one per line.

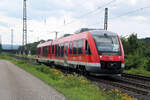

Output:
xmin=145 ymin=58 xmax=150 ymax=71
xmin=125 ymin=53 xmax=149 ymax=70
xmin=36 ymin=65 xmax=50 ymax=74
xmin=125 ymin=53 xmax=141 ymax=69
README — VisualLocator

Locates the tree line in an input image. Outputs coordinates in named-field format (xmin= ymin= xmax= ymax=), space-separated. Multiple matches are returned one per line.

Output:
xmin=121 ymin=34 xmax=150 ymax=71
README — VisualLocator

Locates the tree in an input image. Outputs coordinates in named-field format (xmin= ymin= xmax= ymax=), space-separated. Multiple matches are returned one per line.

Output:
xmin=127 ymin=34 xmax=140 ymax=54
xmin=120 ymin=37 xmax=130 ymax=55
xmin=19 ymin=40 xmax=46 ymax=55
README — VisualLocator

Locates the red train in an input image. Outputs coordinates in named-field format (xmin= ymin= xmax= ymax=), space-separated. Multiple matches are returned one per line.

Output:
xmin=36 ymin=29 xmax=125 ymax=76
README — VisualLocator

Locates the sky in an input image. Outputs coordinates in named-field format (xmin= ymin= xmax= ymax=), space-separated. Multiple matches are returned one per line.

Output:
xmin=0 ymin=0 xmax=150 ymax=45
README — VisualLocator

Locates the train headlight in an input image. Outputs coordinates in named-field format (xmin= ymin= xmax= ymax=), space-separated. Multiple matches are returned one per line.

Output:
xmin=100 ymin=56 xmax=102 ymax=59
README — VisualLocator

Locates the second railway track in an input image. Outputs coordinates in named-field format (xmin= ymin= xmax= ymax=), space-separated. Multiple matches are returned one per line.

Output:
xmin=122 ymin=73 xmax=150 ymax=82
xmin=87 ymin=76 xmax=150 ymax=96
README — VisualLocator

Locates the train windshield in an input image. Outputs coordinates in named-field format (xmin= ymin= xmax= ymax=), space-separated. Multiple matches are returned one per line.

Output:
xmin=93 ymin=35 xmax=121 ymax=56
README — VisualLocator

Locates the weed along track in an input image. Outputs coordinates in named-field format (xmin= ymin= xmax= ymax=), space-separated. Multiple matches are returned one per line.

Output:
xmin=12 ymin=55 xmax=150 ymax=100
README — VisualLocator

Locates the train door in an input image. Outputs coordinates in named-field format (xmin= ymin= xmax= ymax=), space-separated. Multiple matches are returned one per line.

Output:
xmin=64 ymin=42 xmax=68 ymax=66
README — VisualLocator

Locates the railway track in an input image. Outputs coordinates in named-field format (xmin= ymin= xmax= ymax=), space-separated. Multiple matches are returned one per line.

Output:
xmin=11 ymin=55 xmax=150 ymax=96
xmin=87 ymin=76 xmax=150 ymax=96
xmin=122 ymin=73 xmax=150 ymax=82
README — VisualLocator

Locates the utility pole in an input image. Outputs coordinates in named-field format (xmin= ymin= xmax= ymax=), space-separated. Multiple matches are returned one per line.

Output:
xmin=11 ymin=29 xmax=13 ymax=50
xmin=55 ymin=31 xmax=58 ymax=39
xmin=23 ymin=0 xmax=27 ymax=55
xmin=104 ymin=8 xmax=108 ymax=30
xmin=49 ymin=31 xmax=59 ymax=40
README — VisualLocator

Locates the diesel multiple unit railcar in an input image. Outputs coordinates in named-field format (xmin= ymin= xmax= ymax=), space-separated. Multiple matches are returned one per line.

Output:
xmin=36 ymin=29 xmax=125 ymax=75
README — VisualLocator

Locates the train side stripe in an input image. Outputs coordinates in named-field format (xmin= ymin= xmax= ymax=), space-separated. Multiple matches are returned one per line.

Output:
xmin=37 ymin=58 xmax=101 ymax=68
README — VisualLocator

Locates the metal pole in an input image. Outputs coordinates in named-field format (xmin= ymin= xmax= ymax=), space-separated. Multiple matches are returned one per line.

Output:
xmin=55 ymin=32 xmax=58 ymax=39
xmin=11 ymin=29 xmax=13 ymax=50
xmin=104 ymin=8 xmax=108 ymax=30
xmin=23 ymin=0 xmax=27 ymax=55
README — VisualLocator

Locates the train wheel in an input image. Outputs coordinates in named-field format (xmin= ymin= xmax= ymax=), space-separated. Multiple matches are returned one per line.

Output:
xmin=76 ymin=66 xmax=88 ymax=76
xmin=82 ymin=67 xmax=89 ymax=76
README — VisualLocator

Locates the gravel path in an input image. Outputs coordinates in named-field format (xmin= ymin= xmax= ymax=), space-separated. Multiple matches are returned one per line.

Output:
xmin=0 ymin=60 xmax=66 ymax=100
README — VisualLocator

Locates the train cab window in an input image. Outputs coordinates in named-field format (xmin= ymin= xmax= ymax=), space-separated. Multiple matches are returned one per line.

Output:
xmin=52 ymin=45 xmax=54 ymax=54
xmin=93 ymin=35 xmax=121 ymax=56
xmin=69 ymin=42 xmax=72 ymax=55
xmin=85 ymin=40 xmax=91 ymax=55
xmin=65 ymin=42 xmax=68 ymax=56
xmin=73 ymin=41 xmax=77 ymax=55
xmin=78 ymin=40 xmax=83 ymax=55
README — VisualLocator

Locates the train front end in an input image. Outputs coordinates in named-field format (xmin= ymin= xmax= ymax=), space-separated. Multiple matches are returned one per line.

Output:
xmin=90 ymin=30 xmax=125 ymax=75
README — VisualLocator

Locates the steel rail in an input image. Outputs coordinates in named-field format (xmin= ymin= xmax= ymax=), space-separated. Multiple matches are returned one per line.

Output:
xmin=87 ymin=76 xmax=150 ymax=96
xmin=122 ymin=73 xmax=150 ymax=81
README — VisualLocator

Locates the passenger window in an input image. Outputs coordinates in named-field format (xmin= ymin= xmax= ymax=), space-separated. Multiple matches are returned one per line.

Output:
xmin=85 ymin=40 xmax=91 ymax=55
xmin=78 ymin=40 xmax=83 ymax=55
xmin=58 ymin=44 xmax=61 ymax=57
xmin=73 ymin=41 xmax=77 ymax=55
xmin=52 ymin=45 xmax=54 ymax=54
xmin=43 ymin=47 xmax=45 ymax=57
xmin=69 ymin=42 xmax=72 ymax=55
xmin=61 ymin=44 xmax=64 ymax=57
xmin=65 ymin=42 xmax=68 ymax=56
xmin=49 ymin=46 xmax=51 ymax=55
xmin=55 ymin=45 xmax=58 ymax=57
xmin=45 ymin=47 xmax=47 ymax=57
xmin=45 ymin=46 xmax=47 ymax=57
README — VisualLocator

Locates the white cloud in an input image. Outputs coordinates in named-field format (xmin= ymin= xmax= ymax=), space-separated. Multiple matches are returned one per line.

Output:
xmin=0 ymin=13 xmax=21 ymax=27
xmin=118 ymin=0 xmax=138 ymax=6
xmin=133 ymin=16 xmax=147 ymax=21
xmin=130 ymin=0 xmax=137 ymax=6
xmin=109 ymin=18 xmax=150 ymax=38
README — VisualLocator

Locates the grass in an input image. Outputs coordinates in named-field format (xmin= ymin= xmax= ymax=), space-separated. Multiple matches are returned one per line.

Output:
xmin=0 ymin=53 xmax=137 ymax=100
